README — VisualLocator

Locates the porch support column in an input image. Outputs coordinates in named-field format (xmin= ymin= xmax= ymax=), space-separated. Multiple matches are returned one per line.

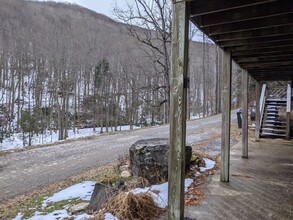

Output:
xmin=242 ymin=70 xmax=248 ymax=158
xmin=220 ymin=49 xmax=232 ymax=182
xmin=255 ymin=81 xmax=260 ymax=141
xmin=168 ymin=1 xmax=189 ymax=219
xmin=286 ymin=82 xmax=291 ymax=140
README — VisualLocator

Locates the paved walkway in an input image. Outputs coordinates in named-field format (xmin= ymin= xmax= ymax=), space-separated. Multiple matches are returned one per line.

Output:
xmin=184 ymin=140 xmax=293 ymax=220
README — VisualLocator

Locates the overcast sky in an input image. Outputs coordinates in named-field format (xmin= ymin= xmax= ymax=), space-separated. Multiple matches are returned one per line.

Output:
xmin=37 ymin=0 xmax=123 ymax=18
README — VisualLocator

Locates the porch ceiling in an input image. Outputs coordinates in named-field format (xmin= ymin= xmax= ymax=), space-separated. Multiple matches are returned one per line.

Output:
xmin=189 ymin=0 xmax=293 ymax=81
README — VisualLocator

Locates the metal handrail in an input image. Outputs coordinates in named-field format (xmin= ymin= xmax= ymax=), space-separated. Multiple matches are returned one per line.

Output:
xmin=286 ymin=83 xmax=291 ymax=113
xmin=259 ymin=84 xmax=267 ymax=130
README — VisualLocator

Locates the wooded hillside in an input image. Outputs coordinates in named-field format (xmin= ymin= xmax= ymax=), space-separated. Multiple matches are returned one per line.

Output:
xmin=0 ymin=0 xmax=242 ymax=146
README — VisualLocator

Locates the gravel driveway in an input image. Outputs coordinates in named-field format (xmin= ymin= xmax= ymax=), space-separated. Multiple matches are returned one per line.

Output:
xmin=0 ymin=112 xmax=236 ymax=202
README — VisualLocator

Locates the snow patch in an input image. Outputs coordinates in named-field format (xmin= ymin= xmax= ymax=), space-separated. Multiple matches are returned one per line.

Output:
xmin=132 ymin=178 xmax=193 ymax=208
xmin=42 ymin=181 xmax=95 ymax=208
xmin=200 ymin=158 xmax=216 ymax=172
xmin=1 ymin=125 xmax=141 ymax=151
xmin=105 ymin=212 xmax=119 ymax=220
xmin=28 ymin=210 xmax=69 ymax=220
xmin=74 ymin=213 xmax=92 ymax=220
xmin=12 ymin=212 xmax=23 ymax=220
xmin=13 ymin=178 xmax=195 ymax=220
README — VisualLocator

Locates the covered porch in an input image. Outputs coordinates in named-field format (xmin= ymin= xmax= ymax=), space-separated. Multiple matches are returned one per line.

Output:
xmin=168 ymin=0 xmax=293 ymax=219
xmin=185 ymin=140 xmax=293 ymax=220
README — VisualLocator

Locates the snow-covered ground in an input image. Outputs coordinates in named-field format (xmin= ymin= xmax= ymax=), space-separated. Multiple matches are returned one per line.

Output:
xmin=13 ymin=179 xmax=193 ymax=220
xmin=190 ymin=113 xmax=203 ymax=120
xmin=200 ymin=158 xmax=216 ymax=172
xmin=42 ymin=181 xmax=95 ymax=208
xmin=132 ymin=179 xmax=193 ymax=209
xmin=12 ymin=157 xmax=215 ymax=220
xmin=0 ymin=125 xmax=140 ymax=151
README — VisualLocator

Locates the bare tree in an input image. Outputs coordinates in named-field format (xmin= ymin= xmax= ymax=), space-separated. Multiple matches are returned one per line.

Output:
xmin=0 ymin=0 xmax=224 ymax=147
xmin=114 ymin=0 xmax=172 ymax=124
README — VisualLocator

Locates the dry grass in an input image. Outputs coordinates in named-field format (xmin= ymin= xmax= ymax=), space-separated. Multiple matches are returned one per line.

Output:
xmin=230 ymin=124 xmax=242 ymax=143
xmin=0 ymin=163 xmax=121 ymax=219
xmin=99 ymin=192 xmax=164 ymax=220
xmin=192 ymin=139 xmax=213 ymax=149
xmin=185 ymin=147 xmax=224 ymax=207
xmin=126 ymin=177 xmax=151 ymax=189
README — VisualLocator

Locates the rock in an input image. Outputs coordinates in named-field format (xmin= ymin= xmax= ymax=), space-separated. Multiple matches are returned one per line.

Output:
xmin=129 ymin=138 xmax=192 ymax=184
xmin=119 ymin=165 xmax=129 ymax=172
xmin=68 ymin=202 xmax=89 ymax=214
xmin=121 ymin=170 xmax=131 ymax=178
xmin=89 ymin=181 xmax=126 ymax=211
xmin=112 ymin=180 xmax=125 ymax=187
xmin=89 ymin=183 xmax=115 ymax=211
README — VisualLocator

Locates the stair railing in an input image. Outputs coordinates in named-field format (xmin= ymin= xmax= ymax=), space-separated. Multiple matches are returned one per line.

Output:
xmin=259 ymin=84 xmax=267 ymax=134
xmin=286 ymin=82 xmax=291 ymax=140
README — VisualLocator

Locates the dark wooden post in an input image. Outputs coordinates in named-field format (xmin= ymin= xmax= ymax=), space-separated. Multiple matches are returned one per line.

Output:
xmin=168 ymin=1 xmax=189 ymax=219
xmin=255 ymin=81 xmax=260 ymax=141
xmin=286 ymin=82 xmax=291 ymax=140
xmin=242 ymin=69 xmax=248 ymax=158
xmin=220 ymin=49 xmax=232 ymax=182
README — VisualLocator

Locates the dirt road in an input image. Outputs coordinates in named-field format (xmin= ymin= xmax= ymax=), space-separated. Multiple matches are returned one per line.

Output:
xmin=0 ymin=112 xmax=236 ymax=202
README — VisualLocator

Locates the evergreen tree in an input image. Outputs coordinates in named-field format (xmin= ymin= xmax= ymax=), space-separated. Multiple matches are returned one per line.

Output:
xmin=20 ymin=110 xmax=39 ymax=146
xmin=93 ymin=58 xmax=110 ymax=132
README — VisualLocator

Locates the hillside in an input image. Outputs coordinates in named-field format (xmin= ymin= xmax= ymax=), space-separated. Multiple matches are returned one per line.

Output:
xmin=0 ymin=0 xmax=224 ymax=149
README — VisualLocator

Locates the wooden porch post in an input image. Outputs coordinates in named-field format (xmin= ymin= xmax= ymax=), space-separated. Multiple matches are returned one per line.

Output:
xmin=220 ymin=49 xmax=232 ymax=182
xmin=168 ymin=1 xmax=189 ymax=219
xmin=286 ymin=82 xmax=291 ymax=140
xmin=255 ymin=81 xmax=260 ymax=141
xmin=242 ymin=69 xmax=248 ymax=158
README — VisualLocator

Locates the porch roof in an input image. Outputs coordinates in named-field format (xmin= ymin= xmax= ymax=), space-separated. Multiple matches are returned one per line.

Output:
xmin=189 ymin=0 xmax=293 ymax=81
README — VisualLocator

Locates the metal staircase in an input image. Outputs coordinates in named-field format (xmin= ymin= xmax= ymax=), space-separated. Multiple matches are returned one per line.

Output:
xmin=260 ymin=84 xmax=292 ymax=139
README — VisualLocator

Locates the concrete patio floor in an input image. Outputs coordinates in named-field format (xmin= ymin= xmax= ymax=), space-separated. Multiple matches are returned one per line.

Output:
xmin=184 ymin=140 xmax=293 ymax=220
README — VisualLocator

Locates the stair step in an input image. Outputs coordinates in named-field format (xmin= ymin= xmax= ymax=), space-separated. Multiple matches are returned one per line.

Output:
xmin=266 ymin=113 xmax=279 ymax=116
xmin=263 ymin=120 xmax=286 ymax=124
xmin=266 ymin=116 xmax=280 ymax=119
xmin=266 ymin=110 xmax=279 ymax=113
xmin=261 ymin=128 xmax=286 ymax=133
xmin=266 ymin=105 xmax=279 ymax=108
xmin=266 ymin=99 xmax=286 ymax=102
xmin=266 ymin=103 xmax=286 ymax=107
xmin=262 ymin=124 xmax=287 ymax=128
xmin=260 ymin=132 xmax=286 ymax=137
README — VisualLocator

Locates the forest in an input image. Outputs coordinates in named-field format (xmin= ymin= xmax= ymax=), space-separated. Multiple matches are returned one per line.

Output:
xmin=0 ymin=0 xmax=243 ymax=148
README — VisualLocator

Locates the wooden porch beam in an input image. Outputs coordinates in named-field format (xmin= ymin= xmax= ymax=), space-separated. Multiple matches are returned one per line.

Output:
xmin=214 ymin=25 xmax=293 ymax=41
xmin=168 ymin=1 xmax=189 ymax=219
xmin=190 ymin=0 xmax=276 ymax=16
xmin=235 ymin=54 xmax=293 ymax=63
xmin=197 ymin=0 xmax=293 ymax=27
xmin=249 ymin=72 xmax=293 ymax=81
xmin=241 ymin=61 xmax=293 ymax=68
xmin=231 ymin=40 xmax=293 ymax=52
xmin=207 ymin=13 xmax=293 ymax=35
xmin=251 ymin=70 xmax=293 ymax=75
xmin=232 ymin=45 xmax=293 ymax=56
xmin=221 ymin=49 xmax=232 ymax=182
xmin=242 ymin=70 xmax=248 ymax=158
xmin=234 ymin=51 xmax=293 ymax=58
xmin=220 ymin=34 xmax=293 ymax=47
